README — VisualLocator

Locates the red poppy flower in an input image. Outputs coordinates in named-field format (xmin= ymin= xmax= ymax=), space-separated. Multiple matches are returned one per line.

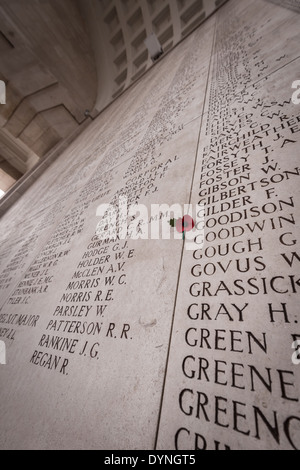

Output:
xmin=176 ymin=215 xmax=195 ymax=234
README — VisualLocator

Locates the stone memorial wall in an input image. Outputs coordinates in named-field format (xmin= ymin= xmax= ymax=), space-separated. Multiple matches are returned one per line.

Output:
xmin=0 ymin=0 xmax=299 ymax=450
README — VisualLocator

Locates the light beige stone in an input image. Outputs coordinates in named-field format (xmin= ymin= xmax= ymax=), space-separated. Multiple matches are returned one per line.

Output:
xmin=0 ymin=0 xmax=300 ymax=451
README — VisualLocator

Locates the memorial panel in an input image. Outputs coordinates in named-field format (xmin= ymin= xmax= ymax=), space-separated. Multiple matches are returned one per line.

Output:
xmin=0 ymin=0 xmax=299 ymax=451
xmin=156 ymin=0 xmax=300 ymax=451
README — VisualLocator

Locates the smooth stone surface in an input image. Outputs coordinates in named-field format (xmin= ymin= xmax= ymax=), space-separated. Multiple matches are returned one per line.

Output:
xmin=0 ymin=0 xmax=300 ymax=451
xmin=156 ymin=0 xmax=300 ymax=451
xmin=0 ymin=15 xmax=215 ymax=449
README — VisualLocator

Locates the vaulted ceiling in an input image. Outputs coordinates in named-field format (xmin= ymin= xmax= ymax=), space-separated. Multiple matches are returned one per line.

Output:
xmin=0 ymin=0 xmax=226 ymax=195
xmin=78 ymin=0 xmax=226 ymax=111
xmin=0 ymin=0 xmax=97 ymax=191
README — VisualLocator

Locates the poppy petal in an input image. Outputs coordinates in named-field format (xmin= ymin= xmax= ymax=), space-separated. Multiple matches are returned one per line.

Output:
xmin=182 ymin=215 xmax=195 ymax=232
xmin=176 ymin=218 xmax=184 ymax=233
